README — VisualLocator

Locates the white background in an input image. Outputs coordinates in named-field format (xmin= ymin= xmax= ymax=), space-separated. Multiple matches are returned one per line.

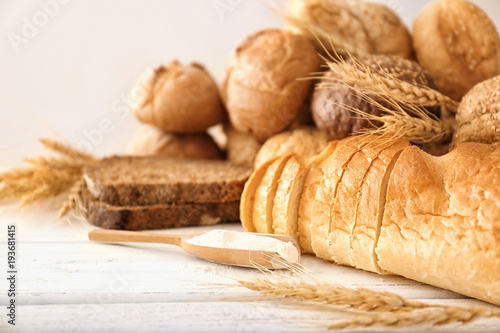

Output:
xmin=1 ymin=0 xmax=500 ymax=168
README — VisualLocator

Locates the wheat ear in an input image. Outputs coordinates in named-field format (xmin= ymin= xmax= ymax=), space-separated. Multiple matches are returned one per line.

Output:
xmin=323 ymin=55 xmax=459 ymax=110
xmin=336 ymin=90 xmax=452 ymax=144
xmin=330 ymin=306 xmax=500 ymax=329
xmin=0 ymin=139 xmax=97 ymax=218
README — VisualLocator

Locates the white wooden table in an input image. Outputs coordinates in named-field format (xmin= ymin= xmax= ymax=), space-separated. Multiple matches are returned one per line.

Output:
xmin=1 ymin=204 xmax=499 ymax=333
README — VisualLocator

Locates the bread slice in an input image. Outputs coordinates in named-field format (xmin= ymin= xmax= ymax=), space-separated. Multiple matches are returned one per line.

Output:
xmin=253 ymin=156 xmax=291 ymax=234
xmin=297 ymin=141 xmax=339 ymax=253
xmin=329 ymin=138 xmax=407 ymax=266
xmin=272 ymin=155 xmax=307 ymax=242
xmin=83 ymin=189 xmax=240 ymax=230
xmin=310 ymin=136 xmax=371 ymax=261
xmin=348 ymin=139 xmax=410 ymax=273
xmin=376 ymin=143 xmax=500 ymax=306
xmin=84 ymin=156 xmax=251 ymax=206
xmin=240 ymin=158 xmax=276 ymax=233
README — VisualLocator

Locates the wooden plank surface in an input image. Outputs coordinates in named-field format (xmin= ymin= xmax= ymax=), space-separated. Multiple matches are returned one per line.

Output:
xmin=1 ymin=204 xmax=499 ymax=332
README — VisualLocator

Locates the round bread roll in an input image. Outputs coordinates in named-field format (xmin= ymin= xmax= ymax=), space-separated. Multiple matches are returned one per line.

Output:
xmin=287 ymin=0 xmax=413 ymax=59
xmin=130 ymin=61 xmax=225 ymax=133
xmin=452 ymin=76 xmax=500 ymax=147
xmin=413 ymin=0 xmax=500 ymax=101
xmin=311 ymin=55 xmax=439 ymax=140
xmin=221 ymin=29 xmax=319 ymax=141
xmin=254 ymin=127 xmax=330 ymax=169
xmin=127 ymin=125 xmax=223 ymax=160
xmin=225 ymin=125 xmax=262 ymax=169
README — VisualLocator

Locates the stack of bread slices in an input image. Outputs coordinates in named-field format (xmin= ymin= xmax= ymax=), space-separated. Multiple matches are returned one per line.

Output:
xmin=241 ymin=135 xmax=500 ymax=306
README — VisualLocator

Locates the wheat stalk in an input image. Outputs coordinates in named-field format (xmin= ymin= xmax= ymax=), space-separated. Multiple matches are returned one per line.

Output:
xmin=333 ymin=88 xmax=452 ymax=144
xmin=322 ymin=56 xmax=459 ymax=110
xmin=0 ymin=138 xmax=97 ymax=218
xmin=230 ymin=261 xmax=500 ymax=329
xmin=58 ymin=178 xmax=85 ymax=219
xmin=330 ymin=306 xmax=500 ymax=329
xmin=39 ymin=138 xmax=97 ymax=163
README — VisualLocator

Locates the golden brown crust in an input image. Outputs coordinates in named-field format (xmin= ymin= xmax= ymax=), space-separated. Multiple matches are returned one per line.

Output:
xmin=452 ymin=75 xmax=500 ymax=146
xmin=297 ymin=141 xmax=339 ymax=253
xmin=377 ymin=143 xmax=500 ymax=305
xmin=310 ymin=136 xmax=372 ymax=261
xmin=287 ymin=0 xmax=412 ymax=59
xmin=240 ymin=158 xmax=275 ymax=233
xmin=413 ymin=0 xmax=500 ymax=101
xmin=329 ymin=138 xmax=407 ymax=267
xmin=221 ymin=29 xmax=319 ymax=141
xmin=252 ymin=156 xmax=291 ymax=234
xmin=272 ymin=156 xmax=307 ymax=241
xmin=127 ymin=125 xmax=223 ymax=160
xmin=254 ymin=127 xmax=330 ymax=169
xmin=349 ymin=139 xmax=411 ymax=273
xmin=131 ymin=61 xmax=225 ymax=133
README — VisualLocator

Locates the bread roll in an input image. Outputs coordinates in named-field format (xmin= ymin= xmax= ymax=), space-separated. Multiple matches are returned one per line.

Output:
xmin=241 ymin=135 xmax=500 ymax=305
xmin=222 ymin=29 xmax=319 ymax=141
xmin=130 ymin=61 xmax=225 ymax=133
xmin=254 ymin=127 xmax=330 ymax=169
xmin=413 ymin=0 xmax=500 ymax=101
xmin=452 ymin=75 xmax=500 ymax=147
xmin=127 ymin=125 xmax=222 ymax=160
xmin=225 ymin=125 xmax=262 ymax=168
xmin=287 ymin=0 xmax=413 ymax=59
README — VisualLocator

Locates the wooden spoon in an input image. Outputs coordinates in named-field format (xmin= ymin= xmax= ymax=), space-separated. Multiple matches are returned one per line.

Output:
xmin=88 ymin=229 xmax=300 ymax=269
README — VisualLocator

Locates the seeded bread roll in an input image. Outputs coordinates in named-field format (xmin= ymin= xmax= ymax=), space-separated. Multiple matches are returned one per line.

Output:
xmin=254 ymin=127 xmax=330 ymax=169
xmin=452 ymin=75 xmax=500 ymax=147
xmin=413 ymin=0 xmax=500 ymax=101
xmin=130 ymin=61 xmax=225 ymax=133
xmin=127 ymin=125 xmax=223 ymax=160
xmin=221 ymin=29 xmax=319 ymax=141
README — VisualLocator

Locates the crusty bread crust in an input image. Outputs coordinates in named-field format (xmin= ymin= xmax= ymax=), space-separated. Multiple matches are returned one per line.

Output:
xmin=349 ymin=139 xmax=410 ymax=273
xmin=377 ymin=143 xmax=500 ymax=305
xmin=311 ymin=135 xmax=372 ymax=261
xmin=272 ymin=155 xmax=307 ymax=241
xmin=253 ymin=156 xmax=291 ymax=234
xmin=297 ymin=141 xmax=339 ymax=253
xmin=84 ymin=156 xmax=251 ymax=206
xmin=84 ymin=189 xmax=240 ymax=230
xmin=329 ymin=138 xmax=408 ymax=267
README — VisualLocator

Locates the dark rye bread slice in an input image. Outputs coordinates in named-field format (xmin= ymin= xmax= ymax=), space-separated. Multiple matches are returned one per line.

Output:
xmin=84 ymin=156 xmax=251 ymax=207
xmin=83 ymin=189 xmax=240 ymax=230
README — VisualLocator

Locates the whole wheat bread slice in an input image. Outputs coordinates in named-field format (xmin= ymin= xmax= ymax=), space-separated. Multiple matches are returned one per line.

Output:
xmin=83 ymin=188 xmax=240 ymax=230
xmin=84 ymin=156 xmax=251 ymax=207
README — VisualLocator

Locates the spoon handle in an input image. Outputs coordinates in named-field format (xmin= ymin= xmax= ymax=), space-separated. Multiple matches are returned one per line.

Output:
xmin=89 ymin=229 xmax=186 ymax=247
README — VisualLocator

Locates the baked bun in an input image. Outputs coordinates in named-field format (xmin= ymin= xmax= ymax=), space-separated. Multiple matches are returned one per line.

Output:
xmin=222 ymin=29 xmax=319 ymax=141
xmin=225 ymin=125 xmax=262 ymax=169
xmin=254 ymin=127 xmax=329 ymax=169
xmin=413 ymin=0 xmax=500 ymax=101
xmin=452 ymin=75 xmax=500 ymax=147
xmin=130 ymin=61 xmax=225 ymax=133
xmin=127 ymin=125 xmax=222 ymax=160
